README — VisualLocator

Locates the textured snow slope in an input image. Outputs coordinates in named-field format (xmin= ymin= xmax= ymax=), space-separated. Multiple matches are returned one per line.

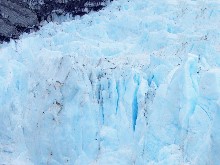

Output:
xmin=0 ymin=0 xmax=220 ymax=164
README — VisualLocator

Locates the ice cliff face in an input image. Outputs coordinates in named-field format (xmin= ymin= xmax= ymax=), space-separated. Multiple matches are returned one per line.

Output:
xmin=0 ymin=0 xmax=220 ymax=164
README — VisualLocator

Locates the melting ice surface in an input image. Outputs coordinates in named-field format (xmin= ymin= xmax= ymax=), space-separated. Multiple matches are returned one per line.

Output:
xmin=0 ymin=0 xmax=220 ymax=164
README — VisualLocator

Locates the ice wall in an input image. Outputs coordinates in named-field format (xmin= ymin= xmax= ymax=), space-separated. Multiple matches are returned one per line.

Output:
xmin=0 ymin=0 xmax=220 ymax=164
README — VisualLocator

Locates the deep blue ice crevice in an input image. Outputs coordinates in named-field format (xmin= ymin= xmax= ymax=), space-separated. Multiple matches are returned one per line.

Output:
xmin=147 ymin=74 xmax=154 ymax=87
xmin=132 ymin=74 xmax=140 ymax=131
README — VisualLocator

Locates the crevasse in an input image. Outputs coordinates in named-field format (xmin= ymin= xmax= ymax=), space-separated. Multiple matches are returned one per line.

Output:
xmin=0 ymin=0 xmax=220 ymax=164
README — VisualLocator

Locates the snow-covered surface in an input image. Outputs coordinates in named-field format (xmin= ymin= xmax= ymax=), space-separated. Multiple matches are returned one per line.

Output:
xmin=0 ymin=0 xmax=220 ymax=164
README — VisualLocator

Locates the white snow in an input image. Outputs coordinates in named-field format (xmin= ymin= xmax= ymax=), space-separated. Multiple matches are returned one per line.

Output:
xmin=0 ymin=0 xmax=220 ymax=164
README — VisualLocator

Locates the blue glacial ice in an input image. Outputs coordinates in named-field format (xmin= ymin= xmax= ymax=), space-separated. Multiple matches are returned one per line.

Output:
xmin=0 ymin=0 xmax=220 ymax=164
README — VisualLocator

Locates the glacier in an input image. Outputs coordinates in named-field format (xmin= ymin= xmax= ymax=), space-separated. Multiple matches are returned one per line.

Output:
xmin=0 ymin=0 xmax=220 ymax=164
